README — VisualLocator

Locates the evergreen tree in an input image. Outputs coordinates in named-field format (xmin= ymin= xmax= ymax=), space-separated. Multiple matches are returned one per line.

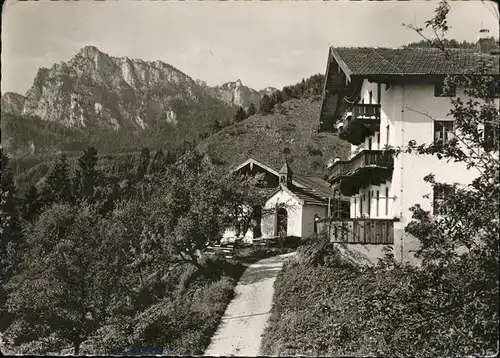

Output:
xmin=282 ymin=87 xmax=293 ymax=101
xmin=73 ymin=146 xmax=100 ymax=201
xmin=275 ymin=90 xmax=284 ymax=104
xmin=165 ymin=150 xmax=176 ymax=165
xmin=21 ymin=185 xmax=42 ymax=222
xmin=0 ymin=150 xmax=24 ymax=285
xmin=148 ymin=149 xmax=164 ymax=174
xmin=259 ymin=94 xmax=274 ymax=114
xmin=212 ymin=119 xmax=222 ymax=133
xmin=234 ymin=106 xmax=247 ymax=123
xmin=247 ymin=103 xmax=257 ymax=117
xmin=40 ymin=153 xmax=72 ymax=206
xmin=136 ymin=147 xmax=151 ymax=182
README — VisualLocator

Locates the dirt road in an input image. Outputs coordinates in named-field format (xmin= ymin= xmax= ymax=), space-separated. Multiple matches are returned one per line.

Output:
xmin=204 ymin=252 xmax=296 ymax=357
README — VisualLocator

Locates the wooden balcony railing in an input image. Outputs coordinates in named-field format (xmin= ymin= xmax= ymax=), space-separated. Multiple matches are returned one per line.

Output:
xmin=329 ymin=150 xmax=394 ymax=196
xmin=352 ymin=104 xmax=381 ymax=119
xmin=317 ymin=218 xmax=395 ymax=244
xmin=339 ymin=104 xmax=381 ymax=145
xmin=330 ymin=160 xmax=350 ymax=180
xmin=330 ymin=150 xmax=394 ymax=183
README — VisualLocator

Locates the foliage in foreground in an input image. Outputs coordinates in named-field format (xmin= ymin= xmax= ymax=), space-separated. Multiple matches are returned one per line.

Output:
xmin=1 ymin=147 xmax=269 ymax=355
xmin=261 ymin=234 xmax=498 ymax=357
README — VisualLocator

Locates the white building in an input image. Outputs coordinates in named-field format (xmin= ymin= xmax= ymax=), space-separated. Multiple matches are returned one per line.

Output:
xmin=318 ymin=38 xmax=499 ymax=263
xmin=222 ymin=158 xmax=348 ymax=243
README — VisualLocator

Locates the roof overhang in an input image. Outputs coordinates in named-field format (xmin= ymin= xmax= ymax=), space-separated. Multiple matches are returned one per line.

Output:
xmin=232 ymin=158 xmax=280 ymax=177
xmin=330 ymin=47 xmax=353 ymax=82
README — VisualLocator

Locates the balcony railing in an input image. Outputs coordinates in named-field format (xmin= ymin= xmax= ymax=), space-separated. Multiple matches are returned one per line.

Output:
xmin=317 ymin=218 xmax=395 ymax=244
xmin=339 ymin=104 xmax=381 ymax=145
xmin=329 ymin=150 xmax=394 ymax=196
xmin=330 ymin=150 xmax=393 ymax=182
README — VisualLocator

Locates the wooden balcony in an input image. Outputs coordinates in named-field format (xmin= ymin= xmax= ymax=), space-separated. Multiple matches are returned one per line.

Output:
xmin=329 ymin=150 xmax=393 ymax=196
xmin=339 ymin=104 xmax=381 ymax=145
xmin=317 ymin=218 xmax=395 ymax=244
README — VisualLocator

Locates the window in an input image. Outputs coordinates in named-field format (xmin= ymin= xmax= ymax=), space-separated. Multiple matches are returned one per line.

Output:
xmin=376 ymin=190 xmax=380 ymax=216
xmin=360 ymin=194 xmax=364 ymax=217
xmin=367 ymin=191 xmax=371 ymax=217
xmin=386 ymin=125 xmax=390 ymax=147
xmin=385 ymin=187 xmax=389 ymax=216
xmin=484 ymin=121 xmax=500 ymax=152
xmin=377 ymin=132 xmax=381 ymax=149
xmin=434 ymin=120 xmax=455 ymax=143
xmin=433 ymin=184 xmax=453 ymax=216
xmin=368 ymin=137 xmax=372 ymax=150
xmin=434 ymin=81 xmax=456 ymax=97
xmin=369 ymin=90 xmax=373 ymax=104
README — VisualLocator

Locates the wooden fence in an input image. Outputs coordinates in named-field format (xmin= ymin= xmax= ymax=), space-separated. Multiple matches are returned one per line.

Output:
xmin=317 ymin=218 xmax=395 ymax=244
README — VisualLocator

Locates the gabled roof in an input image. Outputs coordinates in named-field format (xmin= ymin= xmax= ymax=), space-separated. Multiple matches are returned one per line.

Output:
xmin=293 ymin=174 xmax=333 ymax=199
xmin=330 ymin=47 xmax=500 ymax=79
xmin=233 ymin=157 xmax=349 ymax=202
xmin=233 ymin=158 xmax=280 ymax=177
xmin=267 ymin=184 xmax=329 ymax=207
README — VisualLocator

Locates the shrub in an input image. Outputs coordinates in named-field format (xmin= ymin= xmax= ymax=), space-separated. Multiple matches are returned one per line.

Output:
xmin=130 ymin=275 xmax=236 ymax=356
xmin=260 ymin=244 xmax=363 ymax=356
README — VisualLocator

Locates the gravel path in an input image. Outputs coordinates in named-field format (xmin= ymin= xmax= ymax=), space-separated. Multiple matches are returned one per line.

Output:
xmin=204 ymin=252 xmax=296 ymax=357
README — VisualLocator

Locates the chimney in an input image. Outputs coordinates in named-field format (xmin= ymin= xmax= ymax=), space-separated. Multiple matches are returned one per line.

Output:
xmin=477 ymin=28 xmax=497 ymax=54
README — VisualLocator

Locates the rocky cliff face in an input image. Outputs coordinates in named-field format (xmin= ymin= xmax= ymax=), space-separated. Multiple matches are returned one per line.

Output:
xmin=9 ymin=46 xmax=218 ymax=131
xmin=1 ymin=92 xmax=25 ymax=116
xmin=202 ymin=79 xmax=277 ymax=109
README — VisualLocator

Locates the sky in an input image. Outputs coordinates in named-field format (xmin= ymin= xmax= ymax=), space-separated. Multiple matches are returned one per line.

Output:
xmin=1 ymin=0 xmax=499 ymax=95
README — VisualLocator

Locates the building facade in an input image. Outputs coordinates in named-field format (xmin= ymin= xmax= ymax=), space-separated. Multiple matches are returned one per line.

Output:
xmin=318 ymin=41 xmax=499 ymax=262
xmin=222 ymin=158 xmax=348 ymax=242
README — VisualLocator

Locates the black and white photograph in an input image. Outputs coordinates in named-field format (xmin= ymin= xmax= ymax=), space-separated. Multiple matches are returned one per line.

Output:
xmin=1 ymin=0 xmax=499 ymax=356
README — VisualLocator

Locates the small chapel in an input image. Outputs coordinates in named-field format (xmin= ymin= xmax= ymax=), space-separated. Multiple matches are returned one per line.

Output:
xmin=222 ymin=158 xmax=349 ymax=242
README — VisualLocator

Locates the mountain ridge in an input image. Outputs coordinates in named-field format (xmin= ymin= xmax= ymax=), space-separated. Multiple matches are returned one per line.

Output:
xmin=1 ymin=45 xmax=239 ymax=156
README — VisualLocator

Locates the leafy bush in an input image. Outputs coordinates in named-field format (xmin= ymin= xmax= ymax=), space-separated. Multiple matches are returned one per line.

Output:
xmin=261 ymin=240 xmax=364 ymax=356
xmin=129 ymin=275 xmax=236 ymax=356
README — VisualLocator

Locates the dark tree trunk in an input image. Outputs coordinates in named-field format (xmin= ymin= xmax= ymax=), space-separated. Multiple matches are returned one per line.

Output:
xmin=73 ymin=341 xmax=81 ymax=355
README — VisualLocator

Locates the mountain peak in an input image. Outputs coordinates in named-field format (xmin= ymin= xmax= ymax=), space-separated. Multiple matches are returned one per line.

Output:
xmin=78 ymin=45 xmax=103 ymax=57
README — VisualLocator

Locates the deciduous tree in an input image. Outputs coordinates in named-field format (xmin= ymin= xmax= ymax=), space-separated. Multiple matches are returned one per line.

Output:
xmin=5 ymin=203 xmax=130 ymax=355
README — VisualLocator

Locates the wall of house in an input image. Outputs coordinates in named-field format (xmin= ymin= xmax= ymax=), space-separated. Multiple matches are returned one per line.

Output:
xmin=346 ymin=81 xmax=488 ymax=262
xmin=301 ymin=204 xmax=328 ymax=238
xmin=391 ymin=83 xmax=483 ymax=261
xmin=262 ymin=189 xmax=303 ymax=238
xmin=350 ymin=181 xmax=394 ymax=219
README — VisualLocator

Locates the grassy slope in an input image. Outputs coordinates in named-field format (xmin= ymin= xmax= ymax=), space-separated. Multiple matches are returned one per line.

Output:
xmin=196 ymin=97 xmax=350 ymax=179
